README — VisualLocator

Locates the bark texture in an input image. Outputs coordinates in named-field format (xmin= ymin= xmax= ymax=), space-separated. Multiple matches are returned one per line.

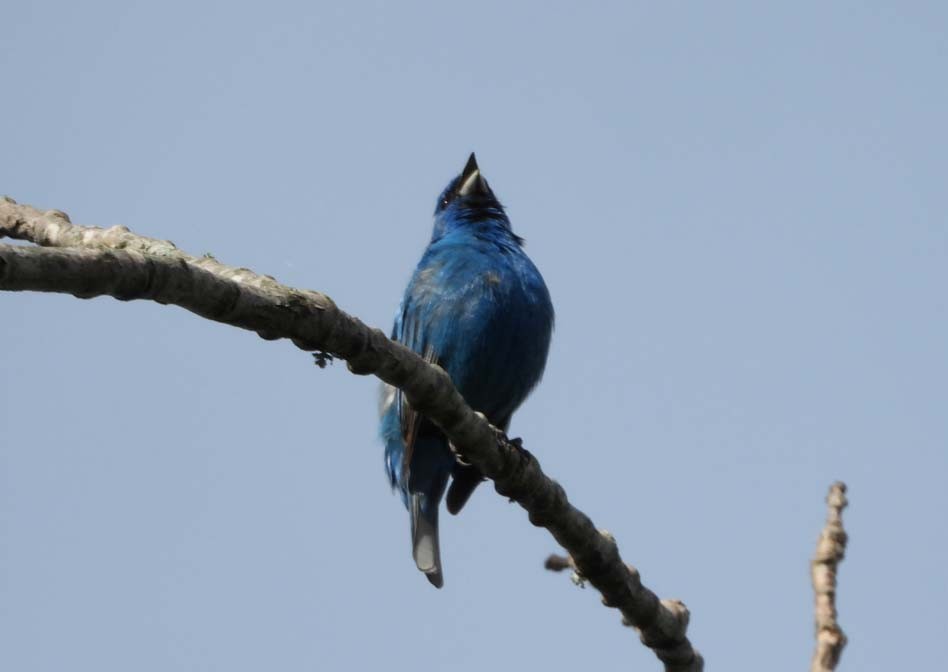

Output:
xmin=810 ymin=482 xmax=848 ymax=672
xmin=1 ymin=197 xmax=702 ymax=671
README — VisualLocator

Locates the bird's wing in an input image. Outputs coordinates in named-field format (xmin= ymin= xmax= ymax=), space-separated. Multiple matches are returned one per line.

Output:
xmin=399 ymin=344 xmax=439 ymax=478
xmin=392 ymin=248 xmax=482 ymax=488
xmin=392 ymin=275 xmax=446 ymax=484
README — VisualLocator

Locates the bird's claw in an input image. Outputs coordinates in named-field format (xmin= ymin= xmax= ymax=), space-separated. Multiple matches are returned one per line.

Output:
xmin=448 ymin=441 xmax=472 ymax=466
xmin=448 ymin=411 xmax=489 ymax=465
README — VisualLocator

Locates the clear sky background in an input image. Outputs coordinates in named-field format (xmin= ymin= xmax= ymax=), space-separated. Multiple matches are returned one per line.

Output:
xmin=2 ymin=3 xmax=946 ymax=670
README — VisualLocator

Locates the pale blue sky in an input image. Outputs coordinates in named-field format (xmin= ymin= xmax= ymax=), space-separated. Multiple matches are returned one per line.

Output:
xmin=2 ymin=2 xmax=947 ymax=670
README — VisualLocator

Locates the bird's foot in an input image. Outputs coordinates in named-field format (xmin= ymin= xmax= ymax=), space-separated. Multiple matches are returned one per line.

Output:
xmin=448 ymin=441 xmax=472 ymax=466
xmin=449 ymin=411 xmax=493 ymax=465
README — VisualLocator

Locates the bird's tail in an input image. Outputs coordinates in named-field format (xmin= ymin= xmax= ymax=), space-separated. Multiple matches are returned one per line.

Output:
xmin=405 ymin=434 xmax=452 ymax=588
xmin=410 ymin=491 xmax=444 ymax=588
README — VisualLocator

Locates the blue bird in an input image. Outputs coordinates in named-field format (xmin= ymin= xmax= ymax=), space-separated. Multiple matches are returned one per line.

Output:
xmin=380 ymin=154 xmax=554 ymax=588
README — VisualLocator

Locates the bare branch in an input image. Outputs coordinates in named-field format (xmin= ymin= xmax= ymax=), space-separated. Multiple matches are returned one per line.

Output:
xmin=810 ymin=482 xmax=848 ymax=672
xmin=0 ymin=198 xmax=703 ymax=671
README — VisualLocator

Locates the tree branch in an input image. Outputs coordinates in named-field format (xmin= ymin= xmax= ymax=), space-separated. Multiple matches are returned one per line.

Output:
xmin=810 ymin=482 xmax=848 ymax=672
xmin=0 ymin=197 xmax=703 ymax=671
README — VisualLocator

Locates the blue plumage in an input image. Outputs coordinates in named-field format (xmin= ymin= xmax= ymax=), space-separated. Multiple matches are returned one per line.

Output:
xmin=379 ymin=154 xmax=554 ymax=587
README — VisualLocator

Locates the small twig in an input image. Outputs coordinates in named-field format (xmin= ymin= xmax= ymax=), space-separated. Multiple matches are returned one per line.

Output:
xmin=544 ymin=553 xmax=575 ymax=572
xmin=810 ymin=482 xmax=849 ymax=672
xmin=312 ymin=351 xmax=335 ymax=368
xmin=545 ymin=551 xmax=587 ymax=587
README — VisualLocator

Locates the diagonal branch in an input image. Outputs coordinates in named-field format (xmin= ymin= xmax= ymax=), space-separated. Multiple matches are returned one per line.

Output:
xmin=810 ymin=482 xmax=848 ymax=672
xmin=0 ymin=197 xmax=703 ymax=671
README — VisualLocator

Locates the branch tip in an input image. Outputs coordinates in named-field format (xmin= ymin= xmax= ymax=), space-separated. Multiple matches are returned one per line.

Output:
xmin=810 ymin=481 xmax=849 ymax=672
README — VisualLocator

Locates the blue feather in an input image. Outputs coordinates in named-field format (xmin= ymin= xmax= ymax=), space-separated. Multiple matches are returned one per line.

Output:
xmin=379 ymin=154 xmax=554 ymax=587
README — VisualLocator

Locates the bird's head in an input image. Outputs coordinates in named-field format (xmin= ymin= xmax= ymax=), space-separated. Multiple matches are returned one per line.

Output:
xmin=431 ymin=153 xmax=516 ymax=240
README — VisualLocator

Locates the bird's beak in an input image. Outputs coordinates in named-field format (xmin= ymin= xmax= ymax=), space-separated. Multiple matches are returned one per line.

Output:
xmin=458 ymin=152 xmax=490 ymax=197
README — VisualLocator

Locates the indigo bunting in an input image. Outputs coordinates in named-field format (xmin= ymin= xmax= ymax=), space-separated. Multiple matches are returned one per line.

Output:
xmin=380 ymin=154 xmax=554 ymax=587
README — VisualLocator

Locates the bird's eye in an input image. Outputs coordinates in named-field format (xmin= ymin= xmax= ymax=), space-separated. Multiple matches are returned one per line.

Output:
xmin=441 ymin=196 xmax=450 ymax=208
